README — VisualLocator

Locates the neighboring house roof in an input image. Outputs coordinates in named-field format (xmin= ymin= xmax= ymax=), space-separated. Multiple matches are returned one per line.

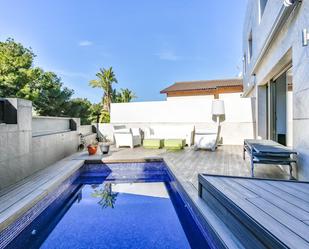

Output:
xmin=160 ymin=78 xmax=243 ymax=94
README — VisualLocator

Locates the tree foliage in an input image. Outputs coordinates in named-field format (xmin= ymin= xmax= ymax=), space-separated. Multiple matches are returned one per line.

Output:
xmin=1 ymin=39 xmax=137 ymax=124
xmin=64 ymin=98 xmax=92 ymax=125
xmin=30 ymin=70 xmax=74 ymax=116
xmin=89 ymin=67 xmax=117 ymax=113
xmin=0 ymin=38 xmax=73 ymax=116
xmin=0 ymin=38 xmax=34 ymax=97
xmin=111 ymin=88 xmax=137 ymax=103
xmin=111 ymin=88 xmax=122 ymax=103
xmin=119 ymin=88 xmax=137 ymax=102
xmin=89 ymin=67 xmax=137 ymax=123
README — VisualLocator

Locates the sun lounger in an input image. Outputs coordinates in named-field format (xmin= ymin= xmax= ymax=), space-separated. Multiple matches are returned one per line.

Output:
xmin=243 ymin=139 xmax=297 ymax=177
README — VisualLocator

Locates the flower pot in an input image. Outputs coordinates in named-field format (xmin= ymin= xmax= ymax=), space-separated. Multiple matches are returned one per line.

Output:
xmin=87 ymin=145 xmax=97 ymax=155
xmin=100 ymin=144 xmax=110 ymax=154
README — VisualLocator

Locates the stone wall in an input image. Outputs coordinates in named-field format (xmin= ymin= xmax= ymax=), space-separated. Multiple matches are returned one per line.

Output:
xmin=0 ymin=98 xmax=96 ymax=190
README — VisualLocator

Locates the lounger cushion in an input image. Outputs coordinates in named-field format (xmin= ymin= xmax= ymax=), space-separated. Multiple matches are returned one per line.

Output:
xmin=164 ymin=139 xmax=186 ymax=150
xmin=143 ymin=139 xmax=164 ymax=149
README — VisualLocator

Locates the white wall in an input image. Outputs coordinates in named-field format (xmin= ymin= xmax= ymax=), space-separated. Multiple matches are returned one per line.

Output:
xmin=111 ymin=98 xmax=254 ymax=123
xmin=166 ymin=95 xmax=214 ymax=101
xmin=243 ymin=1 xmax=309 ymax=179
xmin=219 ymin=92 xmax=242 ymax=99
xmin=107 ymin=98 xmax=256 ymax=145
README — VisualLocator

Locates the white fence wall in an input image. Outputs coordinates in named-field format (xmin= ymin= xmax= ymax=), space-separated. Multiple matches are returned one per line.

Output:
xmin=105 ymin=98 xmax=256 ymax=145
xmin=111 ymin=98 xmax=255 ymax=123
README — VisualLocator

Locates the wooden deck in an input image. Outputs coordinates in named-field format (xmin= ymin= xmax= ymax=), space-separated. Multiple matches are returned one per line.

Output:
xmin=0 ymin=159 xmax=84 ymax=232
xmin=199 ymin=175 xmax=309 ymax=249
xmin=75 ymin=145 xmax=291 ymax=189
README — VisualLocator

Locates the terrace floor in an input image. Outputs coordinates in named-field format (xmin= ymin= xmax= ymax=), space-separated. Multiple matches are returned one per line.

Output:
xmin=73 ymin=144 xmax=292 ymax=189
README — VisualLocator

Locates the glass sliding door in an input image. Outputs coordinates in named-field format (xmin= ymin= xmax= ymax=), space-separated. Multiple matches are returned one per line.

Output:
xmin=267 ymin=67 xmax=293 ymax=146
xmin=268 ymin=79 xmax=277 ymax=142
xmin=286 ymin=68 xmax=293 ymax=147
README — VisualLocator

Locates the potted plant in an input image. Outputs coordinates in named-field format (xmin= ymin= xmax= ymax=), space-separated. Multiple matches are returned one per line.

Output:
xmin=87 ymin=141 xmax=98 ymax=155
xmin=98 ymin=135 xmax=111 ymax=154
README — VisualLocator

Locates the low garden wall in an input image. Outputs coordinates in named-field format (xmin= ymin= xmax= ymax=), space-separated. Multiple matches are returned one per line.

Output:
xmin=0 ymin=98 xmax=96 ymax=190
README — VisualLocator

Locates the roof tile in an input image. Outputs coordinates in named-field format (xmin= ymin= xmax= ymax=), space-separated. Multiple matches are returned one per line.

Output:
xmin=160 ymin=78 xmax=243 ymax=93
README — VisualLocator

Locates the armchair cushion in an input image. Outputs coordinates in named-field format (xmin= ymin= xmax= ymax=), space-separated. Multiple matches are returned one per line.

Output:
xmin=143 ymin=139 xmax=164 ymax=149
xmin=144 ymin=125 xmax=194 ymax=146
xmin=131 ymin=128 xmax=141 ymax=136
xmin=164 ymin=139 xmax=186 ymax=150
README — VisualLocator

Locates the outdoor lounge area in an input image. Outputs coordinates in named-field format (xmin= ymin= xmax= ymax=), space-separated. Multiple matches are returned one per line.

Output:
xmin=0 ymin=91 xmax=304 ymax=248
xmin=1 ymin=0 xmax=309 ymax=248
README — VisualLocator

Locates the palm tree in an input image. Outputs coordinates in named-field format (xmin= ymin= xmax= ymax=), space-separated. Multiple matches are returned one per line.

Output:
xmin=91 ymin=183 xmax=118 ymax=209
xmin=111 ymin=88 xmax=122 ymax=103
xmin=89 ymin=67 xmax=117 ymax=113
xmin=119 ymin=88 xmax=137 ymax=102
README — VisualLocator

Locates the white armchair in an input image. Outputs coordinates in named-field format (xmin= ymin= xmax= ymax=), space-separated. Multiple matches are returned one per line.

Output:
xmin=113 ymin=126 xmax=142 ymax=149
xmin=193 ymin=126 xmax=221 ymax=151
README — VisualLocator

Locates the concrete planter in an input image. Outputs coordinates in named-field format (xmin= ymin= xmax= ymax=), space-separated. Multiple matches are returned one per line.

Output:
xmin=100 ymin=144 xmax=110 ymax=154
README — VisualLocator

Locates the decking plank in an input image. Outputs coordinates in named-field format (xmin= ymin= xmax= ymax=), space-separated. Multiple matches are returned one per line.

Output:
xmin=245 ymin=180 xmax=309 ymax=213
xmin=232 ymin=178 xmax=309 ymax=221
xmin=205 ymin=176 xmax=309 ymax=249
xmin=0 ymin=188 xmax=47 ymax=229
xmin=205 ymin=177 xmax=248 ymax=201
xmin=0 ymin=161 xmax=80 ymax=213
xmin=0 ymin=162 xmax=67 ymax=197
xmin=0 ymin=159 xmax=83 ymax=232
xmin=247 ymin=197 xmax=309 ymax=242
xmin=220 ymin=178 xmax=259 ymax=198
xmin=265 ymin=181 xmax=309 ymax=202
xmin=278 ymin=181 xmax=309 ymax=195
xmin=0 ymin=170 xmax=47 ymax=197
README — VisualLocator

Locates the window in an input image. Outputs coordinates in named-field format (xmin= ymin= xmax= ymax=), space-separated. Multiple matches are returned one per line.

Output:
xmin=248 ymin=31 xmax=253 ymax=63
xmin=259 ymin=0 xmax=268 ymax=20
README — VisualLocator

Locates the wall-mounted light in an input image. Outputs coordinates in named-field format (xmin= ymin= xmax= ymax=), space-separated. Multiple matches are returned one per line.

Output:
xmin=302 ymin=29 xmax=309 ymax=46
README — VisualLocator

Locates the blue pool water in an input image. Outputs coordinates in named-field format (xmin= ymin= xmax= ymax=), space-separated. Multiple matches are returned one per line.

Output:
xmin=6 ymin=162 xmax=211 ymax=249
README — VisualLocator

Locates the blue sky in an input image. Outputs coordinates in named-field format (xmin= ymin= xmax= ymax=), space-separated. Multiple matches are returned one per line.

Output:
xmin=0 ymin=0 xmax=247 ymax=103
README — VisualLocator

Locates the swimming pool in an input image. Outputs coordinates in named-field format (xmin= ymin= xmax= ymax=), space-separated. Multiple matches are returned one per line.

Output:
xmin=4 ymin=162 xmax=212 ymax=249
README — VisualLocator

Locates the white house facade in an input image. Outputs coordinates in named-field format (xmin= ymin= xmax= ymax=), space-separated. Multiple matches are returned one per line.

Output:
xmin=242 ymin=0 xmax=309 ymax=179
